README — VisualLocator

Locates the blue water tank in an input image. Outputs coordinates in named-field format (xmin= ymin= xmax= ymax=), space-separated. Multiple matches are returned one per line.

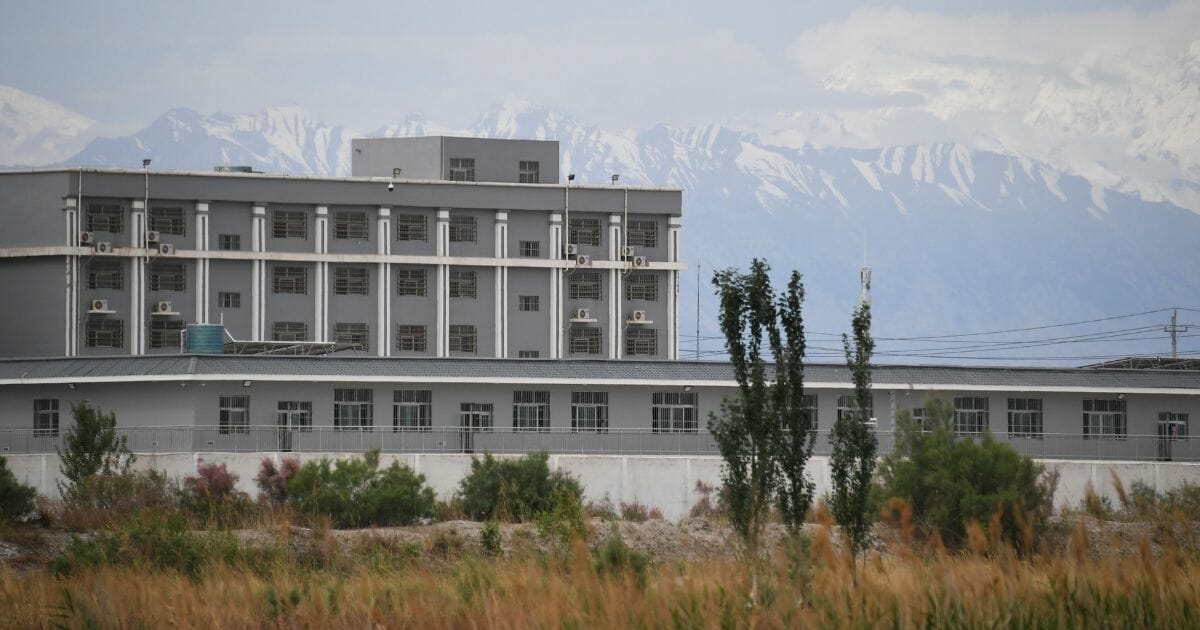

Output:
xmin=186 ymin=324 xmax=226 ymax=354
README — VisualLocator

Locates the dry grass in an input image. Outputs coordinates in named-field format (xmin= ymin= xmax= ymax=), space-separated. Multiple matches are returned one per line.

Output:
xmin=4 ymin=519 xmax=1200 ymax=628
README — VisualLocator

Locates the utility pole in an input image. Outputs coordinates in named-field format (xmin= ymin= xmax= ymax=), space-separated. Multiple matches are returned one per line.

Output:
xmin=1165 ymin=309 xmax=1190 ymax=358
xmin=695 ymin=260 xmax=701 ymax=360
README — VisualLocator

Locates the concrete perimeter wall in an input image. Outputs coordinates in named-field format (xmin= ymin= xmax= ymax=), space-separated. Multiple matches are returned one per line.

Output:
xmin=6 ymin=453 xmax=1200 ymax=521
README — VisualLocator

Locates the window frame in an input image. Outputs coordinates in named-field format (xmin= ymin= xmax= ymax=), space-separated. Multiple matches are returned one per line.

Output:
xmin=571 ymin=391 xmax=609 ymax=432
xmin=568 ymin=218 xmax=601 ymax=246
xmin=272 ymin=210 xmax=308 ymax=239
xmin=272 ymin=265 xmax=308 ymax=295
xmin=149 ymin=207 xmax=186 ymax=236
xmin=513 ymin=390 xmax=550 ymax=431
xmin=449 ymin=270 xmax=477 ymax=299
xmin=218 ymin=234 xmax=241 ymax=251
xmin=1007 ymin=398 xmax=1044 ymax=438
xmin=86 ymin=203 xmax=124 ymax=233
xmin=836 ymin=394 xmax=874 ymax=425
xmin=651 ymin=391 xmax=699 ymax=433
xmin=519 ymin=240 xmax=541 ymax=257
xmin=393 ymin=390 xmax=432 ymax=431
xmin=33 ymin=399 xmax=59 ymax=437
xmin=569 ymin=271 xmax=602 ymax=300
xmin=449 ymin=157 xmax=475 ymax=182
xmin=448 ymin=215 xmax=477 ymax=243
xmin=449 ymin=324 xmax=477 ymax=353
xmin=953 ymin=397 xmax=990 ymax=436
xmin=334 ymin=322 xmax=369 ymax=347
xmin=87 ymin=260 xmax=123 ymax=290
xmin=1083 ymin=398 xmax=1128 ymax=438
xmin=333 ymin=210 xmax=369 ymax=240
xmin=569 ymin=325 xmax=602 ymax=355
xmin=333 ymin=266 xmax=370 ymax=296
xmin=518 ymin=295 xmax=540 ymax=312
xmin=334 ymin=388 xmax=374 ymax=430
xmin=85 ymin=317 xmax=123 ymax=348
xmin=148 ymin=319 xmax=185 ymax=349
xmin=395 ymin=325 xmax=428 ymax=352
xmin=518 ymin=160 xmax=540 ymax=184
xmin=271 ymin=321 xmax=307 ymax=342
xmin=395 ymin=214 xmax=428 ymax=242
xmin=148 ymin=262 xmax=187 ymax=292
xmin=277 ymin=400 xmax=313 ymax=431
xmin=218 ymin=291 xmax=241 ymax=309
xmin=626 ymin=220 xmax=658 ymax=248
xmin=625 ymin=327 xmax=657 ymax=356
xmin=624 ymin=273 xmax=659 ymax=302
xmin=219 ymin=395 xmax=250 ymax=435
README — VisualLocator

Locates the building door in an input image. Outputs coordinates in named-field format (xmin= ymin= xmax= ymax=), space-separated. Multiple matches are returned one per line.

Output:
xmin=1157 ymin=412 xmax=1188 ymax=461
xmin=459 ymin=403 xmax=494 ymax=453
xmin=277 ymin=401 xmax=312 ymax=452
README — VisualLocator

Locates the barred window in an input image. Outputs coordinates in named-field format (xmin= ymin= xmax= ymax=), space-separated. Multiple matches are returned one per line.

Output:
xmin=272 ymin=210 xmax=307 ymax=239
xmin=569 ymin=271 xmax=602 ymax=300
xmin=802 ymin=394 xmax=818 ymax=429
xmin=953 ymin=397 xmax=989 ymax=436
xmin=334 ymin=211 xmax=369 ymax=240
xmin=334 ymin=322 xmax=369 ymax=347
xmin=571 ymin=391 xmax=609 ymax=431
xmin=627 ymin=220 xmax=658 ymax=248
xmin=1007 ymin=398 xmax=1043 ymax=438
xmin=652 ymin=392 xmax=698 ymax=433
xmin=1083 ymin=399 xmax=1127 ymax=438
xmin=272 ymin=321 xmax=307 ymax=342
xmin=334 ymin=267 xmax=370 ymax=295
xmin=86 ymin=317 xmax=123 ymax=348
xmin=519 ymin=240 xmax=541 ymax=257
xmin=219 ymin=395 xmax=250 ymax=435
xmin=625 ymin=328 xmax=657 ymax=356
xmin=449 ymin=325 xmax=477 ymax=353
xmin=518 ymin=350 xmax=540 ymax=358
xmin=149 ymin=207 xmax=186 ymax=235
xmin=277 ymin=401 xmax=312 ymax=431
xmin=149 ymin=262 xmax=186 ymax=291
xmin=449 ymin=216 xmax=477 ymax=242
xmin=87 ymin=260 xmax=123 ymax=290
xmin=396 ymin=268 xmax=427 ymax=296
xmin=519 ymin=295 xmax=540 ymax=312
xmin=569 ymin=326 xmax=602 ymax=355
xmin=218 ymin=234 xmax=241 ymax=250
xmin=518 ymin=160 xmax=540 ymax=184
xmin=395 ymin=325 xmax=428 ymax=352
xmin=569 ymin=218 xmax=601 ymax=246
xmin=449 ymin=158 xmax=475 ymax=182
xmin=33 ymin=399 xmax=59 ymax=437
xmin=624 ymin=273 xmax=658 ymax=301
xmin=218 ymin=292 xmax=240 ymax=308
xmin=449 ymin=270 xmax=477 ymax=298
xmin=513 ymin=390 xmax=550 ymax=431
xmin=334 ymin=388 xmax=373 ymax=430
xmin=272 ymin=265 xmax=308 ymax=294
xmin=836 ymin=394 xmax=874 ymax=424
xmin=86 ymin=203 xmax=123 ymax=233
xmin=395 ymin=214 xmax=427 ymax=241
xmin=394 ymin=390 xmax=432 ymax=430
xmin=149 ymin=319 xmax=185 ymax=349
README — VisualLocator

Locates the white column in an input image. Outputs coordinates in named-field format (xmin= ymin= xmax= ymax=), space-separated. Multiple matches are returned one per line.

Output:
xmin=435 ymin=208 xmax=450 ymax=357
xmin=314 ymin=206 xmax=329 ymax=342
xmin=63 ymin=198 xmax=78 ymax=356
xmin=194 ymin=202 xmax=210 ymax=324
xmin=608 ymin=213 xmax=622 ymax=359
xmin=667 ymin=216 xmax=681 ymax=360
xmin=377 ymin=207 xmax=391 ymax=356
xmin=251 ymin=205 xmax=267 ymax=341
xmin=130 ymin=200 xmax=146 ymax=354
xmin=549 ymin=212 xmax=563 ymax=358
xmin=494 ymin=211 xmax=508 ymax=358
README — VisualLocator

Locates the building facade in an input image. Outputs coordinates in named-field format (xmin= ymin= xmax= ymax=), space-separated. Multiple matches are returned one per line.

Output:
xmin=0 ymin=137 xmax=683 ymax=361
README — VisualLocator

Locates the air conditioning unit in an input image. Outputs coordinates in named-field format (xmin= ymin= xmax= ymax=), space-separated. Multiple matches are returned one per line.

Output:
xmin=632 ymin=256 xmax=649 ymax=268
xmin=572 ymin=308 xmax=592 ymax=320
xmin=153 ymin=301 xmax=174 ymax=315
xmin=158 ymin=243 xmax=175 ymax=255
xmin=88 ymin=299 xmax=109 ymax=313
xmin=79 ymin=232 xmax=94 ymax=245
xmin=630 ymin=310 xmax=648 ymax=322
xmin=146 ymin=230 xmax=161 ymax=244
xmin=622 ymin=245 xmax=635 ymax=259
xmin=565 ymin=243 xmax=579 ymax=256
xmin=95 ymin=242 xmax=113 ymax=254
xmin=575 ymin=254 xmax=591 ymax=266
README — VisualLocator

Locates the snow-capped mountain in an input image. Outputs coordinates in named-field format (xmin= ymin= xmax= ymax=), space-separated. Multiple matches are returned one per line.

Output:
xmin=0 ymin=85 xmax=94 ymax=167
xmin=4 ymin=97 xmax=1199 ymax=362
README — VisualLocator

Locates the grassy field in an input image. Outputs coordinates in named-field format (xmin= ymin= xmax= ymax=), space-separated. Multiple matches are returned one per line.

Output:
xmin=3 ymin=516 xmax=1200 ymax=628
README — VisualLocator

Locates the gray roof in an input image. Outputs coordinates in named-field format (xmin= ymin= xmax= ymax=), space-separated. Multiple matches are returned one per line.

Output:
xmin=1 ymin=355 xmax=1199 ymax=392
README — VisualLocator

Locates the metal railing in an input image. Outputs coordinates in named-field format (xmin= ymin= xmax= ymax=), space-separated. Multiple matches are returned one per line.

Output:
xmin=1 ymin=425 xmax=1197 ymax=462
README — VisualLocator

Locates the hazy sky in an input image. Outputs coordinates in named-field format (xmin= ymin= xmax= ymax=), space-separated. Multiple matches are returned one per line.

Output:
xmin=0 ymin=0 xmax=1180 ymax=132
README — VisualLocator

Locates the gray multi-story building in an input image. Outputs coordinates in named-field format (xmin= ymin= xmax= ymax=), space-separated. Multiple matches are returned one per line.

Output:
xmin=0 ymin=137 xmax=683 ymax=361
xmin=0 ymin=136 xmax=1198 ymax=466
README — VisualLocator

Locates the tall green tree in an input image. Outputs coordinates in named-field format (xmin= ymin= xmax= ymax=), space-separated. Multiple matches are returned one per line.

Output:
xmin=829 ymin=301 xmax=877 ymax=569
xmin=57 ymin=402 xmax=134 ymax=500
xmin=709 ymin=259 xmax=815 ymax=562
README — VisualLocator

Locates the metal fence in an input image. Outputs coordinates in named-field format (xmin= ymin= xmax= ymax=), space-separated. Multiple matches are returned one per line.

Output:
xmin=1 ymin=426 xmax=1197 ymax=462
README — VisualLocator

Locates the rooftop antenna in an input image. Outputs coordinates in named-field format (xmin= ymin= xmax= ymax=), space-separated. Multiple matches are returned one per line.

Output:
xmin=1165 ymin=309 xmax=1189 ymax=358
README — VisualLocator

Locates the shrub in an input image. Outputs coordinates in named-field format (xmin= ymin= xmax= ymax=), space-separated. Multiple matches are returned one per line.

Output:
xmin=181 ymin=462 xmax=253 ymax=528
xmin=688 ymin=481 xmax=729 ymax=520
xmin=533 ymin=483 xmax=589 ymax=543
xmin=255 ymin=457 xmax=299 ymax=505
xmin=57 ymin=402 xmax=134 ymax=501
xmin=287 ymin=450 xmax=435 ymax=528
xmin=875 ymin=403 xmax=1054 ymax=550
xmin=456 ymin=452 xmax=583 ymax=522
xmin=619 ymin=500 xmax=664 ymax=522
xmin=480 ymin=520 xmax=502 ymax=556
xmin=0 ymin=456 xmax=37 ymax=523
xmin=594 ymin=525 xmax=650 ymax=588
xmin=52 ymin=512 xmax=209 ymax=579
xmin=585 ymin=496 xmax=618 ymax=521
xmin=56 ymin=470 xmax=177 ymax=530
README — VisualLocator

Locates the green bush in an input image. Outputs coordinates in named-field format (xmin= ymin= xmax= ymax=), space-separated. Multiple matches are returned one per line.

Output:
xmin=594 ymin=525 xmax=650 ymax=588
xmin=287 ymin=450 xmax=435 ymax=528
xmin=181 ymin=462 xmax=254 ymax=528
xmin=0 ymin=456 xmax=37 ymax=523
xmin=875 ymin=400 xmax=1054 ymax=549
xmin=52 ymin=513 xmax=209 ymax=579
xmin=57 ymin=402 xmax=134 ymax=501
xmin=480 ymin=520 xmax=502 ymax=556
xmin=57 ymin=470 xmax=178 ymax=530
xmin=456 ymin=452 xmax=583 ymax=522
